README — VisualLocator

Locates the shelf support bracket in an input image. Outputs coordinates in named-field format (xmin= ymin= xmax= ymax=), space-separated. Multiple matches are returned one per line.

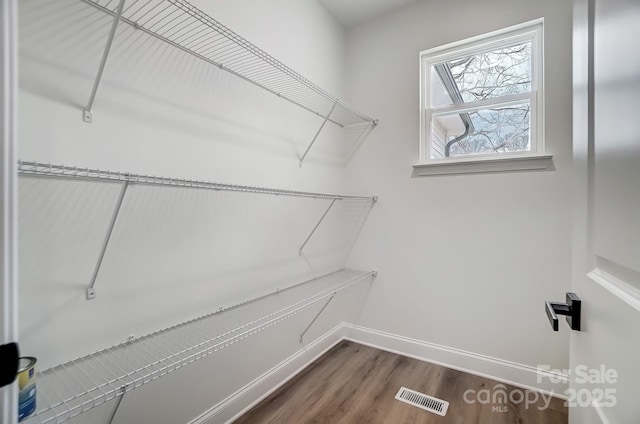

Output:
xmin=299 ymin=100 xmax=338 ymax=167
xmin=299 ymin=294 xmax=335 ymax=343
xmin=107 ymin=388 xmax=126 ymax=424
xmin=83 ymin=0 xmax=126 ymax=123
xmin=299 ymin=198 xmax=337 ymax=256
xmin=87 ymin=180 xmax=129 ymax=300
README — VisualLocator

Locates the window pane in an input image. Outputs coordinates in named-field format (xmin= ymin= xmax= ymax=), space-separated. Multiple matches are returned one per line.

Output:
xmin=430 ymin=68 xmax=454 ymax=108
xmin=432 ymin=41 xmax=532 ymax=104
xmin=431 ymin=102 xmax=531 ymax=158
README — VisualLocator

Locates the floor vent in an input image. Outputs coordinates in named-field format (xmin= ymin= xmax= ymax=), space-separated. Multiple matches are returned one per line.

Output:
xmin=395 ymin=387 xmax=449 ymax=416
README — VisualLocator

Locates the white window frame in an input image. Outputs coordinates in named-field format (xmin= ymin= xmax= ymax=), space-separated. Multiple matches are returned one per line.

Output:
xmin=415 ymin=19 xmax=551 ymax=175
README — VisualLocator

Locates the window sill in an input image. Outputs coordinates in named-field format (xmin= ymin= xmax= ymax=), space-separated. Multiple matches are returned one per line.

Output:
xmin=412 ymin=153 xmax=553 ymax=177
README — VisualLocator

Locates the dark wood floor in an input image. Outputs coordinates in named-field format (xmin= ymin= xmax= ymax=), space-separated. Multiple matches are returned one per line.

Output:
xmin=234 ymin=341 xmax=567 ymax=424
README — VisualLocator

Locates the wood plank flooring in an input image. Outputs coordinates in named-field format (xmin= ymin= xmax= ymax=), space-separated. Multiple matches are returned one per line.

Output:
xmin=234 ymin=341 xmax=568 ymax=424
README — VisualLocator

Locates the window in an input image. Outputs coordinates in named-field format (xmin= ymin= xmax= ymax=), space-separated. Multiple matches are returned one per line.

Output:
xmin=419 ymin=20 xmax=544 ymax=167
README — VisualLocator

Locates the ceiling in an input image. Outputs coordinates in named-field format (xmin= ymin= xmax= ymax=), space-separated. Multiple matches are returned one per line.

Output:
xmin=318 ymin=0 xmax=420 ymax=29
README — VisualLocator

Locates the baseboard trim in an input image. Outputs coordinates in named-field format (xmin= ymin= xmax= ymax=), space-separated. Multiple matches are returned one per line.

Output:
xmin=343 ymin=324 xmax=568 ymax=398
xmin=189 ymin=323 xmax=568 ymax=424
xmin=187 ymin=323 xmax=348 ymax=424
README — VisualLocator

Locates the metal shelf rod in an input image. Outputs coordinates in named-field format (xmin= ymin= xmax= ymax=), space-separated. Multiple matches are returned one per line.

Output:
xmin=86 ymin=181 xmax=129 ymax=300
xmin=106 ymin=390 xmax=124 ymax=424
xmin=300 ymin=100 xmax=338 ymax=167
xmin=299 ymin=198 xmax=337 ymax=256
xmin=299 ymin=295 xmax=334 ymax=343
xmin=18 ymin=161 xmax=376 ymax=202
xmin=83 ymin=0 xmax=126 ymax=123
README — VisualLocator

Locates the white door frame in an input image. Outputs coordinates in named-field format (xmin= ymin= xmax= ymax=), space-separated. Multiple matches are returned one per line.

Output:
xmin=1 ymin=0 xmax=19 ymax=422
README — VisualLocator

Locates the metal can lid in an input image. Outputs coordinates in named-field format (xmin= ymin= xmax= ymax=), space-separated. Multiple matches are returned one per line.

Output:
xmin=18 ymin=357 xmax=37 ymax=373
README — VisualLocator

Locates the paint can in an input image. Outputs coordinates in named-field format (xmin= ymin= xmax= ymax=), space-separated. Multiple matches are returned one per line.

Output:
xmin=17 ymin=357 xmax=37 ymax=422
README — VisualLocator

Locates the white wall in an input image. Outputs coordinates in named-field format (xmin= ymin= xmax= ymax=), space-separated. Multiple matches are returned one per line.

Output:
xmin=344 ymin=0 xmax=573 ymax=383
xmin=17 ymin=0 xmax=373 ymax=423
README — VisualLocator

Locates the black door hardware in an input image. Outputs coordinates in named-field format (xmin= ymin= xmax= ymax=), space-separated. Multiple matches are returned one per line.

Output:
xmin=545 ymin=293 xmax=581 ymax=331
xmin=0 ymin=342 xmax=19 ymax=387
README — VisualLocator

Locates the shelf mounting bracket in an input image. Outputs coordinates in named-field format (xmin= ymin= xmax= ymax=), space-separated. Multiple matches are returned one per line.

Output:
xmin=83 ymin=0 xmax=126 ymax=123
xmin=107 ymin=387 xmax=126 ymax=424
xmin=299 ymin=294 xmax=335 ymax=343
xmin=87 ymin=180 xmax=129 ymax=299
xmin=299 ymin=100 xmax=338 ymax=167
xmin=299 ymin=198 xmax=337 ymax=256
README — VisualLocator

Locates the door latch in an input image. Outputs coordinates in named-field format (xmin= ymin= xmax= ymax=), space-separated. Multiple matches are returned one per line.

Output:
xmin=0 ymin=342 xmax=19 ymax=387
xmin=545 ymin=293 xmax=581 ymax=331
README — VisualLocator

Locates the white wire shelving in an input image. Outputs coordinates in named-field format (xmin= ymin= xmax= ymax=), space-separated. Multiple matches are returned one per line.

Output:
xmin=22 ymin=268 xmax=376 ymax=424
xmin=17 ymin=161 xmax=377 ymax=201
xmin=80 ymin=0 xmax=378 ymax=165
xmin=18 ymin=160 xmax=378 ymax=301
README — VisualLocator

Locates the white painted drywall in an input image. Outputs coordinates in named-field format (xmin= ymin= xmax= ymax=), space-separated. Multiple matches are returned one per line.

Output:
xmin=344 ymin=0 xmax=573 ymax=381
xmin=17 ymin=1 xmax=373 ymax=423
xmin=318 ymin=0 xmax=420 ymax=29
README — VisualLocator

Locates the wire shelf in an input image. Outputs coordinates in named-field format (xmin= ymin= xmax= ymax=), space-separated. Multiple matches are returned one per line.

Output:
xmin=81 ymin=0 xmax=377 ymax=129
xmin=22 ymin=269 xmax=376 ymax=424
xmin=17 ymin=161 xmax=377 ymax=202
